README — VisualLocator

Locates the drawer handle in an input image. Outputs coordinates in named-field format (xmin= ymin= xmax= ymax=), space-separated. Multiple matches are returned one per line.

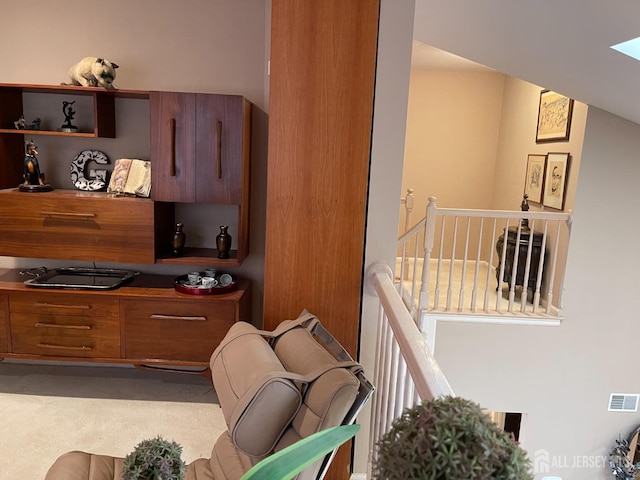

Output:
xmin=37 ymin=343 xmax=92 ymax=351
xmin=170 ymin=118 xmax=176 ymax=176
xmin=35 ymin=322 xmax=91 ymax=330
xmin=150 ymin=314 xmax=207 ymax=322
xmin=216 ymin=120 xmax=223 ymax=179
xmin=34 ymin=303 xmax=91 ymax=310
xmin=39 ymin=211 xmax=96 ymax=220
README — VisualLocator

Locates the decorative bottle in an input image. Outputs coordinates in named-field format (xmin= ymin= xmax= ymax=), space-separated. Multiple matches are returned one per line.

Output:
xmin=216 ymin=225 xmax=232 ymax=259
xmin=172 ymin=222 xmax=186 ymax=256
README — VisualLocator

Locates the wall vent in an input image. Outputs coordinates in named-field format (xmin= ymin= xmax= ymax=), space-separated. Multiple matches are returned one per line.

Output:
xmin=608 ymin=393 xmax=639 ymax=412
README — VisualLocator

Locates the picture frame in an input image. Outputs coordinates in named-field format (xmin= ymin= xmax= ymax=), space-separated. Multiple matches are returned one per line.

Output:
xmin=535 ymin=89 xmax=574 ymax=143
xmin=524 ymin=154 xmax=546 ymax=204
xmin=542 ymin=152 xmax=570 ymax=210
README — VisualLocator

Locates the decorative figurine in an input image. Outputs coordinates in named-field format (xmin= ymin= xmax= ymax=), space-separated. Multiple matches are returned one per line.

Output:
xmin=60 ymin=100 xmax=79 ymax=132
xmin=13 ymin=115 xmax=26 ymax=129
xmin=19 ymin=139 xmax=52 ymax=192
xmin=67 ymin=56 xmax=119 ymax=89
xmin=14 ymin=115 xmax=40 ymax=130
xmin=520 ymin=193 xmax=530 ymax=231
xmin=70 ymin=149 xmax=109 ymax=191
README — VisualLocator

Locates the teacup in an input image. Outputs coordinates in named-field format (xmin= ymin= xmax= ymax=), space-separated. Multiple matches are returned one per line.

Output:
xmin=187 ymin=272 xmax=202 ymax=285
xmin=204 ymin=268 xmax=217 ymax=278
xmin=201 ymin=276 xmax=218 ymax=288
xmin=219 ymin=273 xmax=233 ymax=287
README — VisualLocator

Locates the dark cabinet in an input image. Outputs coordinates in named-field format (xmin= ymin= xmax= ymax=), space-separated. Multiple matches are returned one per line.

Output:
xmin=150 ymin=92 xmax=251 ymax=205
xmin=496 ymin=227 xmax=547 ymax=292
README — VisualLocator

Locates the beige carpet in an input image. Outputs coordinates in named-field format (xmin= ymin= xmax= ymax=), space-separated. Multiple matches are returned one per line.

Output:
xmin=0 ymin=360 xmax=226 ymax=480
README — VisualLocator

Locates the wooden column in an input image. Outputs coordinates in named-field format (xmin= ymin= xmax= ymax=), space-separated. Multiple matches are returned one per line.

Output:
xmin=265 ymin=1 xmax=379 ymax=477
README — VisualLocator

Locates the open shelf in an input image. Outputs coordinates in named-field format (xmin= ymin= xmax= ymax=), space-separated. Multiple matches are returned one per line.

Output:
xmin=0 ymin=128 xmax=98 ymax=137
xmin=155 ymin=248 xmax=240 ymax=267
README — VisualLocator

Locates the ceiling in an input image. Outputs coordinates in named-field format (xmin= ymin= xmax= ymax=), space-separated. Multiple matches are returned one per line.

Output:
xmin=412 ymin=0 xmax=640 ymax=126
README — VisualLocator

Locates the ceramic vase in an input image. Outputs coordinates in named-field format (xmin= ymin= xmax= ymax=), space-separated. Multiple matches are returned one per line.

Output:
xmin=216 ymin=225 xmax=232 ymax=259
xmin=172 ymin=222 xmax=186 ymax=256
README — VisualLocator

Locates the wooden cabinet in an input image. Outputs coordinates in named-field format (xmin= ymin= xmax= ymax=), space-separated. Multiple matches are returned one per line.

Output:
xmin=0 ymin=83 xmax=252 ymax=267
xmin=151 ymin=91 xmax=252 ymax=264
xmin=0 ymin=189 xmax=172 ymax=264
xmin=9 ymin=291 xmax=120 ymax=358
xmin=150 ymin=92 xmax=250 ymax=204
xmin=0 ymin=270 xmax=251 ymax=367
xmin=495 ymin=227 xmax=547 ymax=292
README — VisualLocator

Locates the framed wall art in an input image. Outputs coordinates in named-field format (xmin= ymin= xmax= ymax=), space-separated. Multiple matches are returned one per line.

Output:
xmin=542 ymin=152 xmax=570 ymax=210
xmin=535 ymin=89 xmax=574 ymax=143
xmin=524 ymin=154 xmax=546 ymax=203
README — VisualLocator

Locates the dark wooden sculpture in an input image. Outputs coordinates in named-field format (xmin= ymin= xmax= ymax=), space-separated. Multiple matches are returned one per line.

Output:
xmin=19 ymin=140 xmax=52 ymax=192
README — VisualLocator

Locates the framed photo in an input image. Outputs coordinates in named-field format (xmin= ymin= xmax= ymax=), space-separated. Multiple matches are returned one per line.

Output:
xmin=524 ymin=154 xmax=546 ymax=203
xmin=542 ymin=152 xmax=570 ymax=210
xmin=535 ymin=89 xmax=574 ymax=143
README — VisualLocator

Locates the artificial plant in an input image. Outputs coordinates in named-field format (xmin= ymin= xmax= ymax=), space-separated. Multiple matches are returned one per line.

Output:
xmin=122 ymin=435 xmax=186 ymax=480
xmin=374 ymin=396 xmax=533 ymax=480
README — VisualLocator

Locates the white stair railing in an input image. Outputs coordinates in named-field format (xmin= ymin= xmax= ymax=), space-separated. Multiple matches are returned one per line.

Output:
xmin=397 ymin=197 xmax=572 ymax=322
xmin=366 ymin=263 xmax=454 ymax=475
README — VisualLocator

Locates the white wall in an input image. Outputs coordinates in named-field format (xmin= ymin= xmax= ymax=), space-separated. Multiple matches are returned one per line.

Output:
xmin=402 ymin=70 xmax=505 ymax=214
xmin=0 ymin=0 xmax=269 ymax=323
xmin=356 ymin=0 xmax=416 ymax=474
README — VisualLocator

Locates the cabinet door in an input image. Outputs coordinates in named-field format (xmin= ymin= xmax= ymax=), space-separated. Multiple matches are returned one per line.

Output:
xmin=195 ymin=94 xmax=248 ymax=204
xmin=150 ymin=91 xmax=196 ymax=202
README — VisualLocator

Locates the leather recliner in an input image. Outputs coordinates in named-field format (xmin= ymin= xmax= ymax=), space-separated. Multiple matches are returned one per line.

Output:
xmin=44 ymin=313 xmax=371 ymax=480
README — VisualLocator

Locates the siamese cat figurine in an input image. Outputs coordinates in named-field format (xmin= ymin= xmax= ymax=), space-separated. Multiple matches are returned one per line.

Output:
xmin=67 ymin=57 xmax=119 ymax=89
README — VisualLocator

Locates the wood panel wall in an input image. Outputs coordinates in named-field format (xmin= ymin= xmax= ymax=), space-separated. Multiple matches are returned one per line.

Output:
xmin=265 ymin=2 xmax=380 ymax=477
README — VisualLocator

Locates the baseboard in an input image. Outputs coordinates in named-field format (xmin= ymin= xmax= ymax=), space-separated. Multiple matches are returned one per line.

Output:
xmin=350 ymin=474 xmax=367 ymax=480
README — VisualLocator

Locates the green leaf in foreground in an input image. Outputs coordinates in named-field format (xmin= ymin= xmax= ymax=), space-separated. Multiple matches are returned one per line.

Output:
xmin=240 ymin=424 xmax=360 ymax=480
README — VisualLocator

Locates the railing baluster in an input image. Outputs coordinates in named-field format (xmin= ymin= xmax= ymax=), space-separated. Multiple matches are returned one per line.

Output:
xmin=459 ymin=216 xmax=471 ymax=311
xmin=484 ymin=218 xmax=498 ymax=312
xmin=497 ymin=218 xmax=511 ymax=312
xmin=546 ymin=221 xmax=562 ymax=314
xmin=471 ymin=218 xmax=483 ymax=312
xmin=532 ymin=220 xmax=548 ymax=312
xmin=446 ymin=216 xmax=458 ymax=311
xmin=508 ymin=222 xmax=523 ymax=312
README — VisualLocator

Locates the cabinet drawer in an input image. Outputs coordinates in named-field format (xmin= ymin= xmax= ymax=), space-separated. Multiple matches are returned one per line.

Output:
xmin=10 ymin=313 xmax=120 ymax=358
xmin=10 ymin=292 xmax=119 ymax=317
xmin=123 ymin=299 xmax=236 ymax=362
xmin=0 ymin=189 xmax=159 ymax=264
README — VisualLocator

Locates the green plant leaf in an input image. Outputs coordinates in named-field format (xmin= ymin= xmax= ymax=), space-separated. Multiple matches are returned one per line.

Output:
xmin=240 ymin=424 xmax=360 ymax=480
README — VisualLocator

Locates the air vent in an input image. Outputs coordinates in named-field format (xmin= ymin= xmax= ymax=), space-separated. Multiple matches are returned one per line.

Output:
xmin=608 ymin=393 xmax=639 ymax=412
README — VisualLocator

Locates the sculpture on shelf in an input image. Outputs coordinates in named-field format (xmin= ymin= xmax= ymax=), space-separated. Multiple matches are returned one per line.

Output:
xmin=19 ymin=139 xmax=52 ymax=192
xmin=13 ymin=115 xmax=26 ymax=129
xmin=60 ymin=101 xmax=79 ymax=132
xmin=67 ymin=56 xmax=119 ymax=89
xmin=14 ymin=115 xmax=41 ymax=130
xmin=521 ymin=193 xmax=530 ymax=231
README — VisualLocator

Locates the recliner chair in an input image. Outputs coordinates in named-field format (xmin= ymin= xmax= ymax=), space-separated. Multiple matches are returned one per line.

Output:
xmin=45 ymin=313 xmax=374 ymax=480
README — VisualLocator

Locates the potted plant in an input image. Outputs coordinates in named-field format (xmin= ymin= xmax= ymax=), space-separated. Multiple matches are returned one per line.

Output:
xmin=374 ymin=396 xmax=533 ymax=479
xmin=609 ymin=434 xmax=640 ymax=480
xmin=122 ymin=435 xmax=186 ymax=480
